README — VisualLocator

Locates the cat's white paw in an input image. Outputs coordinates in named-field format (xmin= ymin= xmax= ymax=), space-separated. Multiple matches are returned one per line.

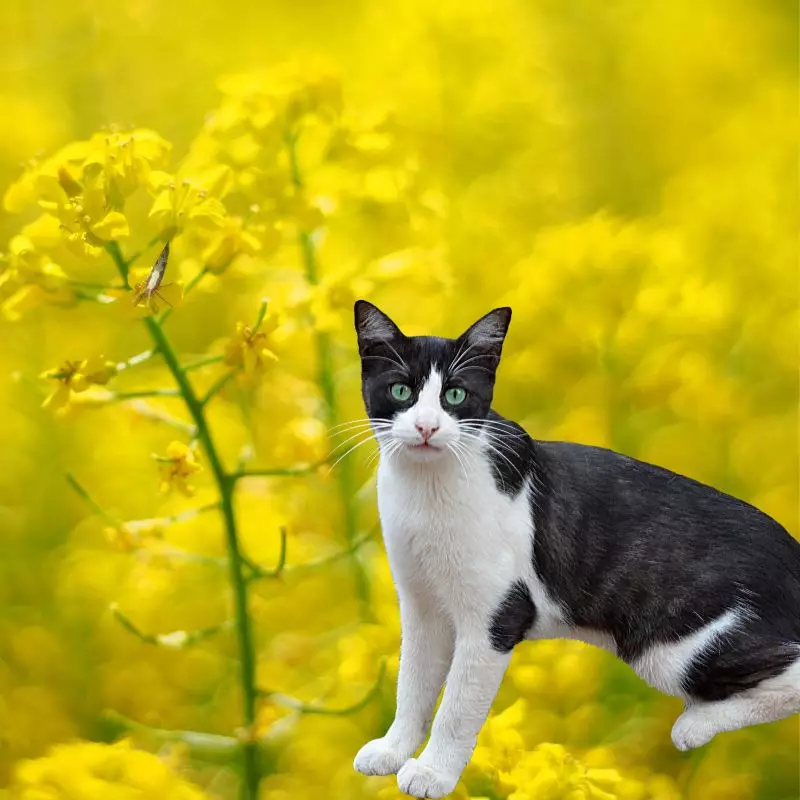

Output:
xmin=671 ymin=709 xmax=717 ymax=751
xmin=397 ymin=758 xmax=459 ymax=799
xmin=354 ymin=738 xmax=409 ymax=776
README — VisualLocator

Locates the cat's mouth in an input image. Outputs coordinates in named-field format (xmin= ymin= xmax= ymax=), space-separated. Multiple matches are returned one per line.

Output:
xmin=409 ymin=442 xmax=442 ymax=451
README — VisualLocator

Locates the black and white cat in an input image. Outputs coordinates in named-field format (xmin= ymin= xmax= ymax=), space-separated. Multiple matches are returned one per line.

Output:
xmin=350 ymin=300 xmax=800 ymax=800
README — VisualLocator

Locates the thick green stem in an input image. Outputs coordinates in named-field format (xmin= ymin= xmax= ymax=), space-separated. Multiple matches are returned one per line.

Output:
xmin=144 ymin=316 xmax=260 ymax=799
xmin=106 ymin=240 xmax=261 ymax=798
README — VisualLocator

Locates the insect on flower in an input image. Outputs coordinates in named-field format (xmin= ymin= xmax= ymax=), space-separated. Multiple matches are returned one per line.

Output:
xmin=132 ymin=242 xmax=175 ymax=313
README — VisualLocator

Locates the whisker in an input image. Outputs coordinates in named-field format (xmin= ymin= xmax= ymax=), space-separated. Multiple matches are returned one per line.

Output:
xmin=328 ymin=428 xmax=380 ymax=455
xmin=459 ymin=420 xmax=528 ymax=439
xmin=329 ymin=423 xmax=392 ymax=440
xmin=328 ymin=417 xmax=391 ymax=432
xmin=327 ymin=435 xmax=381 ymax=471
xmin=458 ymin=430 xmax=527 ymax=486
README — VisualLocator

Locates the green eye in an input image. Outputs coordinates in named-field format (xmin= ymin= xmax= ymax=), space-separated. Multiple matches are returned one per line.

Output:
xmin=444 ymin=387 xmax=467 ymax=406
xmin=390 ymin=383 xmax=412 ymax=402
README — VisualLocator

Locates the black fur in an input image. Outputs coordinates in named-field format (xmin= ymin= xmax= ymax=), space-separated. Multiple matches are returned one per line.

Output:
xmin=355 ymin=300 xmax=510 ymax=427
xmin=354 ymin=300 xmax=800 ymax=705
xmin=489 ymin=580 xmax=537 ymax=652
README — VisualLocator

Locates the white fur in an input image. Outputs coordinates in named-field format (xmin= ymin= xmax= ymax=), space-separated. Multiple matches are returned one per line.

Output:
xmin=671 ymin=653 xmax=800 ymax=750
xmin=632 ymin=607 xmax=743 ymax=698
xmin=353 ymin=368 xmax=800 ymax=798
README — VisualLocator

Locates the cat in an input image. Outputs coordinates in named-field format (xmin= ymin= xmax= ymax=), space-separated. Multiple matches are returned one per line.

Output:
xmin=350 ymin=300 xmax=800 ymax=800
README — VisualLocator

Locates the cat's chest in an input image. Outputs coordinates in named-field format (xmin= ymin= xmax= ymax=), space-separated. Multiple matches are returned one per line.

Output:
xmin=376 ymin=459 xmax=534 ymax=610
xmin=378 ymin=461 xmax=503 ymax=541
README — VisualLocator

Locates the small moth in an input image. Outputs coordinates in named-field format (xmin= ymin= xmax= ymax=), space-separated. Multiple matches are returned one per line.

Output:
xmin=132 ymin=242 xmax=173 ymax=312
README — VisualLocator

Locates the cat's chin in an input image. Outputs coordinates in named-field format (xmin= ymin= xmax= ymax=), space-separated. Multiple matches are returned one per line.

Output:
xmin=398 ymin=442 xmax=449 ymax=464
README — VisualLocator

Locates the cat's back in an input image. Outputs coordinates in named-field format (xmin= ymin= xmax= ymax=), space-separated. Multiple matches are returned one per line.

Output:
xmin=530 ymin=438 xmax=800 ymax=639
xmin=534 ymin=439 xmax=798 ymax=560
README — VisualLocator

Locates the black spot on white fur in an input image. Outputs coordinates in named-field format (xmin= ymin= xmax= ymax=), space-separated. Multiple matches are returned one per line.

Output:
xmin=489 ymin=580 xmax=537 ymax=652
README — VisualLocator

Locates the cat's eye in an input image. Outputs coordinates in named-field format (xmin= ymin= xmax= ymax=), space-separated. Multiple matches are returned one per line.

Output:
xmin=390 ymin=383 xmax=412 ymax=402
xmin=444 ymin=387 xmax=467 ymax=406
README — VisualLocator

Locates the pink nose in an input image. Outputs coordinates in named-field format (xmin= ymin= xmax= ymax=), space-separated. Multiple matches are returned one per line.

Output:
xmin=415 ymin=423 xmax=439 ymax=442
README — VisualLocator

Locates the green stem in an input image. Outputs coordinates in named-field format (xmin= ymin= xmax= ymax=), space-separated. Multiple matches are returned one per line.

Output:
xmin=105 ymin=244 xmax=259 ymax=796
xmin=203 ymin=368 xmax=238 ymax=405
xmin=263 ymin=658 xmax=387 ymax=716
xmin=65 ymin=473 xmax=123 ymax=528
xmin=110 ymin=388 xmax=181 ymax=401
xmin=233 ymin=459 xmax=327 ymax=480
xmin=183 ymin=354 xmax=225 ymax=372
xmin=144 ymin=316 xmax=260 ymax=799
xmin=287 ymin=136 xmax=372 ymax=620
xmin=105 ymin=242 xmax=129 ymax=287
xmin=103 ymin=710 xmax=239 ymax=762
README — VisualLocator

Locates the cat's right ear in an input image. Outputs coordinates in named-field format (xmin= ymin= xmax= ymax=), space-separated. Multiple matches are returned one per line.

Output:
xmin=354 ymin=300 xmax=404 ymax=355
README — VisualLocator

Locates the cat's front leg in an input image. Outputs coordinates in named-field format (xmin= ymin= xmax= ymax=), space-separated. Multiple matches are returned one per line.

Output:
xmin=397 ymin=632 xmax=510 ymax=799
xmin=354 ymin=596 xmax=454 ymax=777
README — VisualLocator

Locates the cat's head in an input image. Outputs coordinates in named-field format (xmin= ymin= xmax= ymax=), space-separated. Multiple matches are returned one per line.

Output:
xmin=354 ymin=300 xmax=511 ymax=463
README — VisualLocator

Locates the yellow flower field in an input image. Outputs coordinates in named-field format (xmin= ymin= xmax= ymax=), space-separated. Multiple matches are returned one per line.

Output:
xmin=0 ymin=2 xmax=796 ymax=799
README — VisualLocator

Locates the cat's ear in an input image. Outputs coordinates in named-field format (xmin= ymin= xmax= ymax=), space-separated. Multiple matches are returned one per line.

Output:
xmin=354 ymin=300 xmax=404 ymax=353
xmin=460 ymin=307 xmax=512 ymax=353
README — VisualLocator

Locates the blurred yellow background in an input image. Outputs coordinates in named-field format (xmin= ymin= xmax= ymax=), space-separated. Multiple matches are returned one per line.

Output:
xmin=0 ymin=1 xmax=797 ymax=799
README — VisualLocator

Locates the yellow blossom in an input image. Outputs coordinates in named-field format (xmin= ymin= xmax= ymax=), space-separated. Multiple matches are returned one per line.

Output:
xmin=156 ymin=441 xmax=203 ymax=496
xmin=148 ymin=166 xmax=231 ymax=239
xmin=503 ymin=743 xmax=621 ymax=800
xmin=201 ymin=215 xmax=263 ymax=273
xmin=104 ymin=518 xmax=166 ymax=552
xmin=41 ymin=356 xmax=117 ymax=411
xmin=223 ymin=319 xmax=279 ymax=377
xmin=9 ymin=739 xmax=209 ymax=799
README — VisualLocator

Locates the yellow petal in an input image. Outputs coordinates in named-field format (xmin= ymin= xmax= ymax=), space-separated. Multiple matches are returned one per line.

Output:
xmin=3 ymin=172 xmax=37 ymax=213
xmin=166 ymin=441 xmax=189 ymax=459
xmin=91 ymin=211 xmax=130 ymax=241
xmin=148 ymin=190 xmax=175 ymax=226
xmin=21 ymin=214 xmax=63 ymax=249
xmin=147 ymin=171 xmax=175 ymax=194
xmin=188 ymin=198 xmax=227 ymax=228
xmin=42 ymin=383 xmax=71 ymax=410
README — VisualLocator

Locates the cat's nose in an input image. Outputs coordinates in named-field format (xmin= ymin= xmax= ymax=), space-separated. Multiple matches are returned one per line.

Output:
xmin=415 ymin=423 xmax=439 ymax=442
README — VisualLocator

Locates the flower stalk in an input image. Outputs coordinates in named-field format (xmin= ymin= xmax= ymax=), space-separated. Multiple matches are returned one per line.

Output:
xmin=106 ymin=242 xmax=263 ymax=800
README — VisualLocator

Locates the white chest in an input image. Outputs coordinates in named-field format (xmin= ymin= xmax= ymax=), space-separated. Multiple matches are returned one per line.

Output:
xmin=377 ymin=457 xmax=534 ymax=623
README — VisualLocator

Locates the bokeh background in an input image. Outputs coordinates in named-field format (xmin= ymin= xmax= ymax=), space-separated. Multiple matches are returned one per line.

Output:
xmin=0 ymin=1 xmax=797 ymax=798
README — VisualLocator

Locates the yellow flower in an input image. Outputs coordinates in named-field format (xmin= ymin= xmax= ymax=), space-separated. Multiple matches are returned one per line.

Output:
xmin=104 ymin=518 xmax=166 ymax=552
xmin=201 ymin=215 xmax=263 ymax=273
xmin=3 ymin=130 xmax=168 ymax=259
xmin=223 ymin=319 xmax=279 ymax=377
xmin=10 ymin=738 xmax=209 ymax=799
xmin=156 ymin=441 xmax=202 ymax=496
xmin=148 ymin=166 xmax=231 ymax=239
xmin=41 ymin=356 xmax=117 ymax=411
xmin=503 ymin=743 xmax=621 ymax=800
xmin=83 ymin=128 xmax=172 ymax=204
xmin=0 ymin=239 xmax=77 ymax=320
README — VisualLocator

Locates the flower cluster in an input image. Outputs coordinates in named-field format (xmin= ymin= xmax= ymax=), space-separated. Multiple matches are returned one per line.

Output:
xmin=0 ymin=2 xmax=797 ymax=799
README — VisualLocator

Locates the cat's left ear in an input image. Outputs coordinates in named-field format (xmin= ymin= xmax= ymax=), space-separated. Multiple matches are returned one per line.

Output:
xmin=460 ymin=307 xmax=512 ymax=354
xmin=354 ymin=300 xmax=404 ymax=355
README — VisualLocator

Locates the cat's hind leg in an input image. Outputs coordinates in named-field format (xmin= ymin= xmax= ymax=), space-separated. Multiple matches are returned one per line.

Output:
xmin=672 ymin=639 xmax=800 ymax=751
